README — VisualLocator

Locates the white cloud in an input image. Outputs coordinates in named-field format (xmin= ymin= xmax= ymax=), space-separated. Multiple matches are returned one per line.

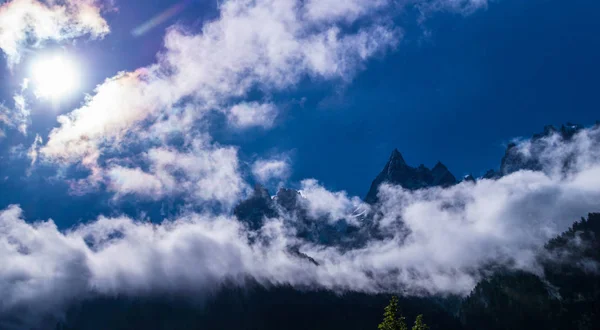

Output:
xmin=299 ymin=179 xmax=369 ymax=225
xmin=0 ymin=0 xmax=110 ymax=67
xmin=0 ymin=92 xmax=30 ymax=136
xmin=1 ymin=163 xmax=599 ymax=308
xmin=511 ymin=126 xmax=600 ymax=176
xmin=40 ymin=0 xmax=400 ymax=174
xmin=0 ymin=105 xmax=12 ymax=138
xmin=304 ymin=0 xmax=389 ymax=23
xmin=27 ymin=133 xmax=42 ymax=167
xmin=107 ymin=166 xmax=165 ymax=199
xmin=104 ymin=139 xmax=247 ymax=205
xmin=36 ymin=0 xmax=495 ymax=203
xmin=4 ymin=126 xmax=600 ymax=326
xmin=145 ymin=142 xmax=247 ymax=205
xmin=251 ymin=157 xmax=290 ymax=183
xmin=42 ymin=70 xmax=170 ymax=164
xmin=228 ymin=102 xmax=278 ymax=129
xmin=418 ymin=0 xmax=488 ymax=16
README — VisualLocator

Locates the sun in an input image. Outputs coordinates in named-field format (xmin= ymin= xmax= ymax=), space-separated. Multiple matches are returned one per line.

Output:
xmin=30 ymin=53 xmax=80 ymax=100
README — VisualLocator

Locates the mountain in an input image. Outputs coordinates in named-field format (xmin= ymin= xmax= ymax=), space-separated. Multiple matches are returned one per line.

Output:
xmin=46 ymin=212 xmax=600 ymax=330
xmin=463 ymin=174 xmax=476 ymax=182
xmin=53 ymin=287 xmax=463 ymax=330
xmin=234 ymin=122 xmax=592 ymax=243
xmin=233 ymin=184 xmax=278 ymax=230
xmin=234 ymin=185 xmax=362 ymax=246
xmin=459 ymin=213 xmax=600 ymax=330
xmin=364 ymin=149 xmax=457 ymax=204
xmin=484 ymin=123 xmax=585 ymax=178
xmin=30 ymin=123 xmax=600 ymax=329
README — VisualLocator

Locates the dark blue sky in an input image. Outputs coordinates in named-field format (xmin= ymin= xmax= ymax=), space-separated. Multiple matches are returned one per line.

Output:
xmin=1 ymin=0 xmax=599 ymax=226
xmin=223 ymin=0 xmax=600 ymax=193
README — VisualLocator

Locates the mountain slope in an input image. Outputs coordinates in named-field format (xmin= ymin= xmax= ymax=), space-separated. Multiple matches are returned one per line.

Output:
xmin=38 ymin=123 xmax=600 ymax=330
xmin=460 ymin=213 xmax=600 ymax=330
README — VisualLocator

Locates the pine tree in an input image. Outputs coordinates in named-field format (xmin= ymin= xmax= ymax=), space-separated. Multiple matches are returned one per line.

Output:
xmin=378 ymin=296 xmax=408 ymax=330
xmin=411 ymin=314 xmax=429 ymax=330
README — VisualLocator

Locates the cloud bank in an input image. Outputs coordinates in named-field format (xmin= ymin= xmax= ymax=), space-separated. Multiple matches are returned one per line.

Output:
xmin=3 ymin=125 xmax=600 ymax=327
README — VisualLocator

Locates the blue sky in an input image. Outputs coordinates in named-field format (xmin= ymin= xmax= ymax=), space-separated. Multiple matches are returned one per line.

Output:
xmin=0 ymin=0 xmax=599 ymax=226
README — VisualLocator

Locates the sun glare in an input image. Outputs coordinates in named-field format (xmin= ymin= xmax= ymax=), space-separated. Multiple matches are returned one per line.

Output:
xmin=31 ymin=54 xmax=80 ymax=100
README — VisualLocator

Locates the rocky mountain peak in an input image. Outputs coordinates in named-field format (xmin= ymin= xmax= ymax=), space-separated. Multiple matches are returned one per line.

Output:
xmin=431 ymin=161 xmax=448 ymax=172
xmin=431 ymin=161 xmax=457 ymax=187
xmin=364 ymin=149 xmax=457 ymax=204
xmin=389 ymin=148 xmax=406 ymax=164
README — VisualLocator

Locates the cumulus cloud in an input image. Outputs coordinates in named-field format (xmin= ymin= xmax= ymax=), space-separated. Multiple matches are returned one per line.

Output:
xmin=0 ymin=0 xmax=110 ymax=67
xmin=103 ymin=139 xmax=247 ymax=204
xmin=3 ymin=126 xmax=600 ymax=327
xmin=252 ymin=157 xmax=291 ymax=183
xmin=228 ymin=102 xmax=278 ymax=129
xmin=39 ymin=0 xmax=400 ymax=186
xmin=107 ymin=166 xmax=165 ymax=199
xmin=144 ymin=142 xmax=246 ymax=204
xmin=35 ymin=0 xmax=497 ymax=204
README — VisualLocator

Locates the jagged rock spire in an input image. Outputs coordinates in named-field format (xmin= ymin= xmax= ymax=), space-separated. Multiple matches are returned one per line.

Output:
xmin=364 ymin=149 xmax=457 ymax=204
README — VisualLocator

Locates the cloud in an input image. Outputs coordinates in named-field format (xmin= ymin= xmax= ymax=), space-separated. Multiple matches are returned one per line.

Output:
xmin=508 ymin=125 xmax=600 ymax=176
xmin=4 ymin=126 xmax=600 ymax=327
xmin=35 ymin=0 xmax=496 ymax=204
xmin=228 ymin=102 xmax=278 ymax=129
xmin=299 ymin=179 xmax=369 ymax=225
xmin=417 ymin=0 xmax=489 ymax=17
xmin=0 ymin=105 xmax=12 ymax=138
xmin=40 ymin=0 xmax=401 ymax=187
xmin=252 ymin=157 xmax=290 ymax=183
xmin=3 ymin=1 xmax=595 ymax=326
xmin=303 ymin=0 xmax=389 ymax=23
xmin=26 ymin=134 xmax=42 ymax=168
xmin=0 ymin=93 xmax=30 ymax=136
xmin=107 ymin=166 xmax=165 ymax=199
xmin=0 ymin=0 xmax=110 ymax=67
xmin=144 ymin=142 xmax=247 ymax=204
xmin=105 ymin=139 xmax=247 ymax=205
